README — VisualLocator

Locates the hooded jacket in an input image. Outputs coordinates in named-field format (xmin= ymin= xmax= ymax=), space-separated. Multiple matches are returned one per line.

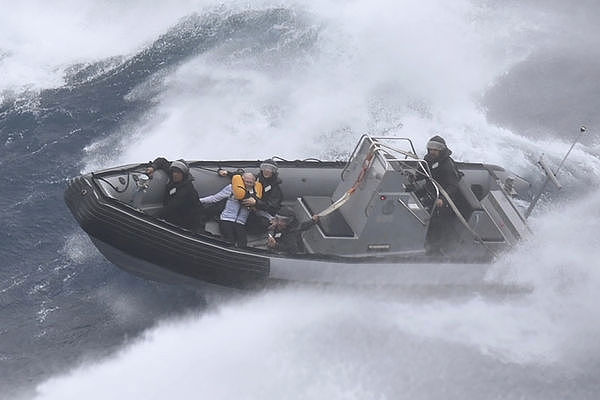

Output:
xmin=417 ymin=136 xmax=462 ymax=205
xmin=424 ymin=148 xmax=461 ymax=201
xmin=151 ymin=157 xmax=201 ymax=229
xmin=255 ymin=172 xmax=283 ymax=215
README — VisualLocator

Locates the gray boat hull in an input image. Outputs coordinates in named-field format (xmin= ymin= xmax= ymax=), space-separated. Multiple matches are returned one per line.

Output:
xmin=65 ymin=151 xmax=529 ymax=290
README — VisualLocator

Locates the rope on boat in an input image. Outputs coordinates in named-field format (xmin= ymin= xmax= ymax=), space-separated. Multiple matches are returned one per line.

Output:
xmin=315 ymin=149 xmax=376 ymax=217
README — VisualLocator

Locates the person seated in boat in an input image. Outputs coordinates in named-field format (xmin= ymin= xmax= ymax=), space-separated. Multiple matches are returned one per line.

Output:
xmin=218 ymin=159 xmax=283 ymax=232
xmin=199 ymin=172 xmax=262 ymax=247
xmin=266 ymin=207 xmax=319 ymax=254
xmin=145 ymin=157 xmax=203 ymax=230
xmin=414 ymin=136 xmax=462 ymax=255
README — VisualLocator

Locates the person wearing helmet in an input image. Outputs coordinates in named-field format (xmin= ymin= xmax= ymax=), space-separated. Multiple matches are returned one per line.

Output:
xmin=254 ymin=159 xmax=283 ymax=215
xmin=146 ymin=157 xmax=202 ymax=230
xmin=416 ymin=136 xmax=463 ymax=255
xmin=266 ymin=207 xmax=319 ymax=254
xmin=218 ymin=159 xmax=283 ymax=232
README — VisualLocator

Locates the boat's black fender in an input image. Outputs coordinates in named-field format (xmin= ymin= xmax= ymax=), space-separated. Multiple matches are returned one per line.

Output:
xmin=64 ymin=176 xmax=270 ymax=288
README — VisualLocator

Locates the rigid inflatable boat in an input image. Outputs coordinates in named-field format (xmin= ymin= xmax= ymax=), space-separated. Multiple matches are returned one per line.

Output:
xmin=65 ymin=135 xmax=534 ymax=289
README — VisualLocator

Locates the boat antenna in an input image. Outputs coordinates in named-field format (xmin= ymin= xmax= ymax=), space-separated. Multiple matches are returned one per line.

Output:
xmin=524 ymin=125 xmax=589 ymax=218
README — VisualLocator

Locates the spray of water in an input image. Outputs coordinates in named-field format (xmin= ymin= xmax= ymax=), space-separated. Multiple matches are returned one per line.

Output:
xmin=34 ymin=188 xmax=600 ymax=398
xmin=74 ymin=1 xmax=527 ymax=166
xmin=0 ymin=0 xmax=221 ymax=95
xmin=3 ymin=0 xmax=597 ymax=398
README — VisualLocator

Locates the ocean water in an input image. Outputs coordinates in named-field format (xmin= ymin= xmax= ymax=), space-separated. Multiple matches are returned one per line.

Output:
xmin=1 ymin=1 xmax=599 ymax=399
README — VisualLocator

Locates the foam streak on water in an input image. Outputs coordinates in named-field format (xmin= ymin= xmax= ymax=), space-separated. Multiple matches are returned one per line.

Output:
xmin=34 ymin=194 xmax=600 ymax=400
xmin=1 ymin=1 xmax=599 ymax=399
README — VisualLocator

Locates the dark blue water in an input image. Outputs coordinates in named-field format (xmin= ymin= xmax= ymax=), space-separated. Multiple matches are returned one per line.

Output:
xmin=2 ymin=3 xmax=600 ymax=399
xmin=0 ymin=9 xmax=308 ymax=397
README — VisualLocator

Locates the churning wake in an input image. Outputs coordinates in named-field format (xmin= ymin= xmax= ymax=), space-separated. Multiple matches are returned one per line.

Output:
xmin=34 ymin=188 xmax=600 ymax=399
xmin=35 ymin=193 xmax=600 ymax=398
xmin=2 ymin=0 xmax=599 ymax=399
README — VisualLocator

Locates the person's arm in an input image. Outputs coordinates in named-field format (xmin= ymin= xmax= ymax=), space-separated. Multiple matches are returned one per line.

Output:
xmin=217 ymin=168 xmax=244 ymax=178
xmin=413 ymin=160 xmax=430 ymax=182
xmin=439 ymin=161 xmax=460 ymax=201
xmin=254 ymin=209 xmax=274 ymax=221
xmin=255 ymin=185 xmax=283 ymax=214
xmin=297 ymin=217 xmax=319 ymax=232
xmin=199 ymin=185 xmax=232 ymax=204
xmin=146 ymin=157 xmax=171 ymax=175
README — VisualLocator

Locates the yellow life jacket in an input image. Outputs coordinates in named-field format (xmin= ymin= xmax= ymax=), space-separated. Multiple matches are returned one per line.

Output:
xmin=231 ymin=174 xmax=263 ymax=200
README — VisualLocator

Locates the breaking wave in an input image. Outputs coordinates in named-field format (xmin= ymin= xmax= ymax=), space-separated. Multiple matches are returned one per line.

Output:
xmin=1 ymin=1 xmax=599 ymax=399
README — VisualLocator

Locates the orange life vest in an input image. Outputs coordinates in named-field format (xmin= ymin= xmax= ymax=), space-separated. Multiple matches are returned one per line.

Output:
xmin=232 ymin=174 xmax=263 ymax=200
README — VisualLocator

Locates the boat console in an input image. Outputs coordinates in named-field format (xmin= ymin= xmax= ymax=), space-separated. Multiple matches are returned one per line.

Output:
xmin=293 ymin=135 xmax=530 ymax=258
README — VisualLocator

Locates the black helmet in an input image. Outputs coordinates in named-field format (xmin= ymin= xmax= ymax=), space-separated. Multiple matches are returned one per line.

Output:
xmin=426 ymin=135 xmax=447 ymax=151
xmin=259 ymin=159 xmax=278 ymax=174
xmin=170 ymin=160 xmax=189 ymax=175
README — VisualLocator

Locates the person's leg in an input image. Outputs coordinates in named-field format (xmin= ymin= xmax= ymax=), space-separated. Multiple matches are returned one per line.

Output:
xmin=233 ymin=223 xmax=248 ymax=247
xmin=219 ymin=220 xmax=236 ymax=244
xmin=426 ymin=206 xmax=455 ymax=255
xmin=191 ymin=205 xmax=207 ymax=233
xmin=425 ymin=213 xmax=444 ymax=255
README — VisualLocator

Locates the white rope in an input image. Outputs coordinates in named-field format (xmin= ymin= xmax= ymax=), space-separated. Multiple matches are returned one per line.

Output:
xmin=315 ymin=149 xmax=376 ymax=217
xmin=315 ymin=191 xmax=352 ymax=217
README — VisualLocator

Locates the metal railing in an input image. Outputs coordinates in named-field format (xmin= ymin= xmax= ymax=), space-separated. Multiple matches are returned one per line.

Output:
xmin=341 ymin=134 xmax=427 ymax=180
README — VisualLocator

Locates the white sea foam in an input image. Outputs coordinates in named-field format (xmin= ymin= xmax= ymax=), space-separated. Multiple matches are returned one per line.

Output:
xmin=101 ymin=0 xmax=517 ymax=163
xmin=0 ymin=0 xmax=217 ymax=94
xmin=61 ymin=233 xmax=99 ymax=264
xmin=7 ymin=0 xmax=598 ymax=398
xmin=34 ymin=235 xmax=600 ymax=399
xmin=81 ymin=0 xmax=600 ymax=182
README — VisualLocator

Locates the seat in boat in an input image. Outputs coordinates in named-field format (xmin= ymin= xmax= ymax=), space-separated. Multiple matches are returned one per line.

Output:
xmin=300 ymin=196 xmax=354 ymax=237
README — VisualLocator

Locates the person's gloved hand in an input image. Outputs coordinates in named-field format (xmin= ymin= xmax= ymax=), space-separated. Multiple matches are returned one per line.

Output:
xmin=267 ymin=234 xmax=277 ymax=248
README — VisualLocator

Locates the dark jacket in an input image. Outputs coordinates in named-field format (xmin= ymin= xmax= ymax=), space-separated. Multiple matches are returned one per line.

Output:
xmin=423 ymin=148 xmax=461 ymax=202
xmin=269 ymin=219 xmax=317 ymax=254
xmin=414 ymin=149 xmax=462 ymax=216
xmin=255 ymin=172 xmax=283 ymax=215
xmin=151 ymin=157 xmax=201 ymax=229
